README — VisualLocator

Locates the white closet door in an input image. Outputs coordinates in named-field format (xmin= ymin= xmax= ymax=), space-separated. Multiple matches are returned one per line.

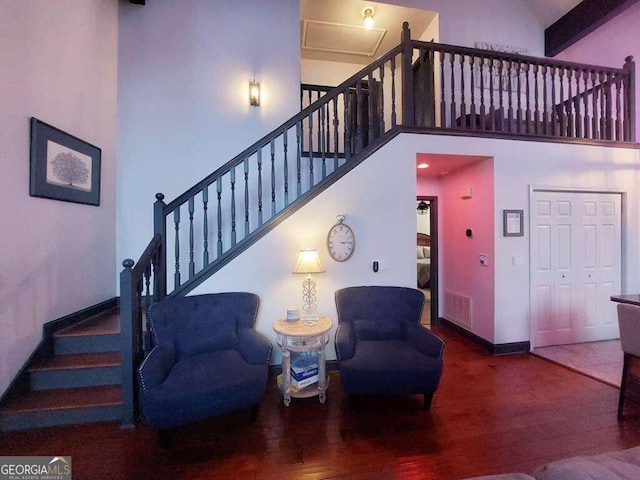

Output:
xmin=530 ymin=191 xmax=621 ymax=347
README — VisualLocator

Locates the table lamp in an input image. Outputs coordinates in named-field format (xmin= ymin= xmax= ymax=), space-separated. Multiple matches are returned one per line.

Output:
xmin=292 ymin=248 xmax=325 ymax=322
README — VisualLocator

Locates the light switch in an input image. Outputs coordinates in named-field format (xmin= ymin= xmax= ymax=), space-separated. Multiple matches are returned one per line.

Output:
xmin=512 ymin=255 xmax=523 ymax=266
xmin=479 ymin=254 xmax=488 ymax=266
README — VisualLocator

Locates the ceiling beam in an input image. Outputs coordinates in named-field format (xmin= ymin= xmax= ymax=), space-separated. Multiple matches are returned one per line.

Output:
xmin=545 ymin=0 xmax=640 ymax=57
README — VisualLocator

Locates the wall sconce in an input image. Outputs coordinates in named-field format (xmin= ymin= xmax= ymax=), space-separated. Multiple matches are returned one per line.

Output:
xmin=249 ymin=79 xmax=260 ymax=107
xmin=362 ymin=7 xmax=375 ymax=29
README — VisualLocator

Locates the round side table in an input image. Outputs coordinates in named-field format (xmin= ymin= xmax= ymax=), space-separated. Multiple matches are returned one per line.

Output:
xmin=273 ymin=316 xmax=332 ymax=406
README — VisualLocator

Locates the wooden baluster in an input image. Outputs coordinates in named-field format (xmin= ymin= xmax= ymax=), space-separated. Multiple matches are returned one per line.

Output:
xmin=541 ymin=65 xmax=548 ymax=135
xmin=230 ymin=167 xmax=236 ymax=246
xmin=459 ymin=54 xmax=466 ymax=128
xmin=450 ymin=53 xmax=456 ymax=128
xmin=479 ymin=56 xmax=486 ymax=130
xmin=243 ymin=158 xmax=250 ymax=235
xmin=391 ymin=55 xmax=397 ymax=128
xmin=533 ymin=64 xmax=540 ymax=135
xmin=573 ymin=69 xmax=583 ymax=138
xmin=316 ymin=99 xmax=322 ymax=174
xmin=356 ymin=79 xmax=363 ymax=151
xmin=320 ymin=105 xmax=327 ymax=179
xmin=325 ymin=102 xmax=330 ymax=163
xmin=507 ymin=60 xmax=514 ymax=132
xmin=368 ymin=72 xmax=374 ymax=142
xmin=599 ymin=71 xmax=607 ymax=139
xmin=440 ymin=52 xmax=446 ymax=127
xmin=270 ymin=140 xmax=276 ymax=216
xmin=469 ymin=56 xmax=476 ymax=129
xmin=604 ymin=71 xmax=613 ymax=140
xmin=296 ymin=121 xmax=302 ymax=197
xmin=524 ymin=62 xmax=531 ymax=134
xmin=516 ymin=62 xmax=523 ymax=133
xmin=550 ymin=66 xmax=557 ymax=135
xmin=283 ymin=132 xmax=289 ymax=206
xmin=565 ymin=69 xmax=573 ymax=137
xmin=188 ymin=197 xmax=195 ymax=278
xmin=308 ymin=109 xmax=314 ymax=185
xmin=308 ymin=113 xmax=315 ymax=187
xmin=173 ymin=207 xmax=181 ymax=287
xmin=216 ymin=178 xmax=222 ymax=257
xmin=489 ymin=58 xmax=496 ymax=130
xmin=559 ymin=67 xmax=566 ymax=136
xmin=257 ymin=149 xmax=263 ymax=226
xmin=332 ymin=97 xmax=339 ymax=172
xmin=591 ymin=70 xmax=599 ymax=139
xmin=498 ymin=59 xmax=505 ymax=130
xmin=344 ymin=87 xmax=351 ymax=161
xmin=202 ymin=186 xmax=209 ymax=266
xmin=379 ymin=65 xmax=385 ymax=134
xmin=615 ymin=73 xmax=623 ymax=141
xmin=582 ymin=70 xmax=590 ymax=139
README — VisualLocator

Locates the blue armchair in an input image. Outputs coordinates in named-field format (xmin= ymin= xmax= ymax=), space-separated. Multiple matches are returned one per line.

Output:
xmin=138 ymin=293 xmax=271 ymax=442
xmin=334 ymin=286 xmax=444 ymax=409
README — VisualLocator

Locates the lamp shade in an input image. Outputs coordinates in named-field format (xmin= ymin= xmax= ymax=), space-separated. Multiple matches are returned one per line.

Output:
xmin=292 ymin=249 xmax=325 ymax=274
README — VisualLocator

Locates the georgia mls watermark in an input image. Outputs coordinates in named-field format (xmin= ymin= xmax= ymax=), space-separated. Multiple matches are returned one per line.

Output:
xmin=0 ymin=457 xmax=71 ymax=480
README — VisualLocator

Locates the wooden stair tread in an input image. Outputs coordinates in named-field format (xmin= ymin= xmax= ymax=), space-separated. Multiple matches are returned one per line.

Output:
xmin=1 ymin=386 xmax=122 ymax=413
xmin=29 ymin=352 xmax=121 ymax=371
xmin=55 ymin=310 xmax=121 ymax=336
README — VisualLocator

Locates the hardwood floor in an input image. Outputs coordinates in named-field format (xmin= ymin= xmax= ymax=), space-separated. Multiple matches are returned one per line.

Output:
xmin=3 ymin=325 xmax=640 ymax=480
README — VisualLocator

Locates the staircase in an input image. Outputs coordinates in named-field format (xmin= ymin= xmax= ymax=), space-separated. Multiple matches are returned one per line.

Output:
xmin=0 ymin=308 xmax=122 ymax=431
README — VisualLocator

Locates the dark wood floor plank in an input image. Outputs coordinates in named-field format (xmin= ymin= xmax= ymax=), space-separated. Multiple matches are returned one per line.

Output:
xmin=2 ymin=325 xmax=640 ymax=480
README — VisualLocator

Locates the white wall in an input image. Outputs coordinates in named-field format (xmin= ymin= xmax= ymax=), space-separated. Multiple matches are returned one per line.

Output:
xmin=117 ymin=0 xmax=301 ymax=269
xmin=0 ymin=0 xmax=118 ymax=395
xmin=384 ymin=0 xmax=544 ymax=54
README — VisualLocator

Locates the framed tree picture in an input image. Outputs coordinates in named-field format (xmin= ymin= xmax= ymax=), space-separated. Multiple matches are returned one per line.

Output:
xmin=29 ymin=117 xmax=101 ymax=206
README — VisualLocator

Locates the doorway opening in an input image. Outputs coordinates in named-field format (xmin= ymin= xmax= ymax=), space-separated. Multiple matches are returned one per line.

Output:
xmin=417 ymin=196 xmax=438 ymax=326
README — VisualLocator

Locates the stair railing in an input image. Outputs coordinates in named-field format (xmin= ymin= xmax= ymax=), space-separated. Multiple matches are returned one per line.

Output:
xmin=119 ymin=233 xmax=163 ymax=428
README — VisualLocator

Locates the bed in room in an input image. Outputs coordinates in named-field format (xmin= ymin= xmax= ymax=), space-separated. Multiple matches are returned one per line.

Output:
xmin=417 ymin=233 xmax=431 ymax=289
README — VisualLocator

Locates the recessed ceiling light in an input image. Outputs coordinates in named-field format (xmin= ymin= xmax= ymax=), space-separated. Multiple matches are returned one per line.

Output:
xmin=417 ymin=163 xmax=429 ymax=169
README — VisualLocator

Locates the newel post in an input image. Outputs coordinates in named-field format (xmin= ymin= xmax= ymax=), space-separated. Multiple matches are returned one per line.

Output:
xmin=153 ymin=193 xmax=167 ymax=300
xmin=401 ymin=22 xmax=415 ymax=127
xmin=120 ymin=258 xmax=137 ymax=428
xmin=623 ymin=56 xmax=636 ymax=142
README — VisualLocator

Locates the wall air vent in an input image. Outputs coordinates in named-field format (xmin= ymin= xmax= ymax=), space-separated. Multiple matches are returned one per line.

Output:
xmin=444 ymin=290 xmax=473 ymax=328
xmin=302 ymin=20 xmax=386 ymax=57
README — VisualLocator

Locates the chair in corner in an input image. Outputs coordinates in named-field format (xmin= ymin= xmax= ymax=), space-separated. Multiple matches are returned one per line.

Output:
xmin=617 ymin=303 xmax=640 ymax=418
xmin=138 ymin=292 xmax=272 ymax=447
xmin=334 ymin=286 xmax=444 ymax=409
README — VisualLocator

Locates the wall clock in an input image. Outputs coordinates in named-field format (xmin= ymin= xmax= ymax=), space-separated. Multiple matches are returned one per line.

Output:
xmin=327 ymin=215 xmax=355 ymax=262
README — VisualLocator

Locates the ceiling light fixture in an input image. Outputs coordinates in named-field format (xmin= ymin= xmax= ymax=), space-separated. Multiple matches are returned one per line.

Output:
xmin=417 ymin=200 xmax=430 ymax=215
xmin=362 ymin=7 xmax=375 ymax=30
xmin=417 ymin=163 xmax=430 ymax=169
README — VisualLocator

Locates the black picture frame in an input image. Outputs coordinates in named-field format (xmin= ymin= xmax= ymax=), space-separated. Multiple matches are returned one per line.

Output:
xmin=30 ymin=117 xmax=101 ymax=206
xmin=503 ymin=209 xmax=524 ymax=237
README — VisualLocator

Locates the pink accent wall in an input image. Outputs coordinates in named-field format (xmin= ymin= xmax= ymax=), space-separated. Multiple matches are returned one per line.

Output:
xmin=440 ymin=159 xmax=495 ymax=341
xmin=554 ymin=2 xmax=640 ymax=138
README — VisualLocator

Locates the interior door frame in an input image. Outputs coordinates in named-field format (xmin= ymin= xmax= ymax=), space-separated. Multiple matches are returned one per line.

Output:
xmin=528 ymin=186 xmax=627 ymax=348
xmin=418 ymin=195 xmax=439 ymax=324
